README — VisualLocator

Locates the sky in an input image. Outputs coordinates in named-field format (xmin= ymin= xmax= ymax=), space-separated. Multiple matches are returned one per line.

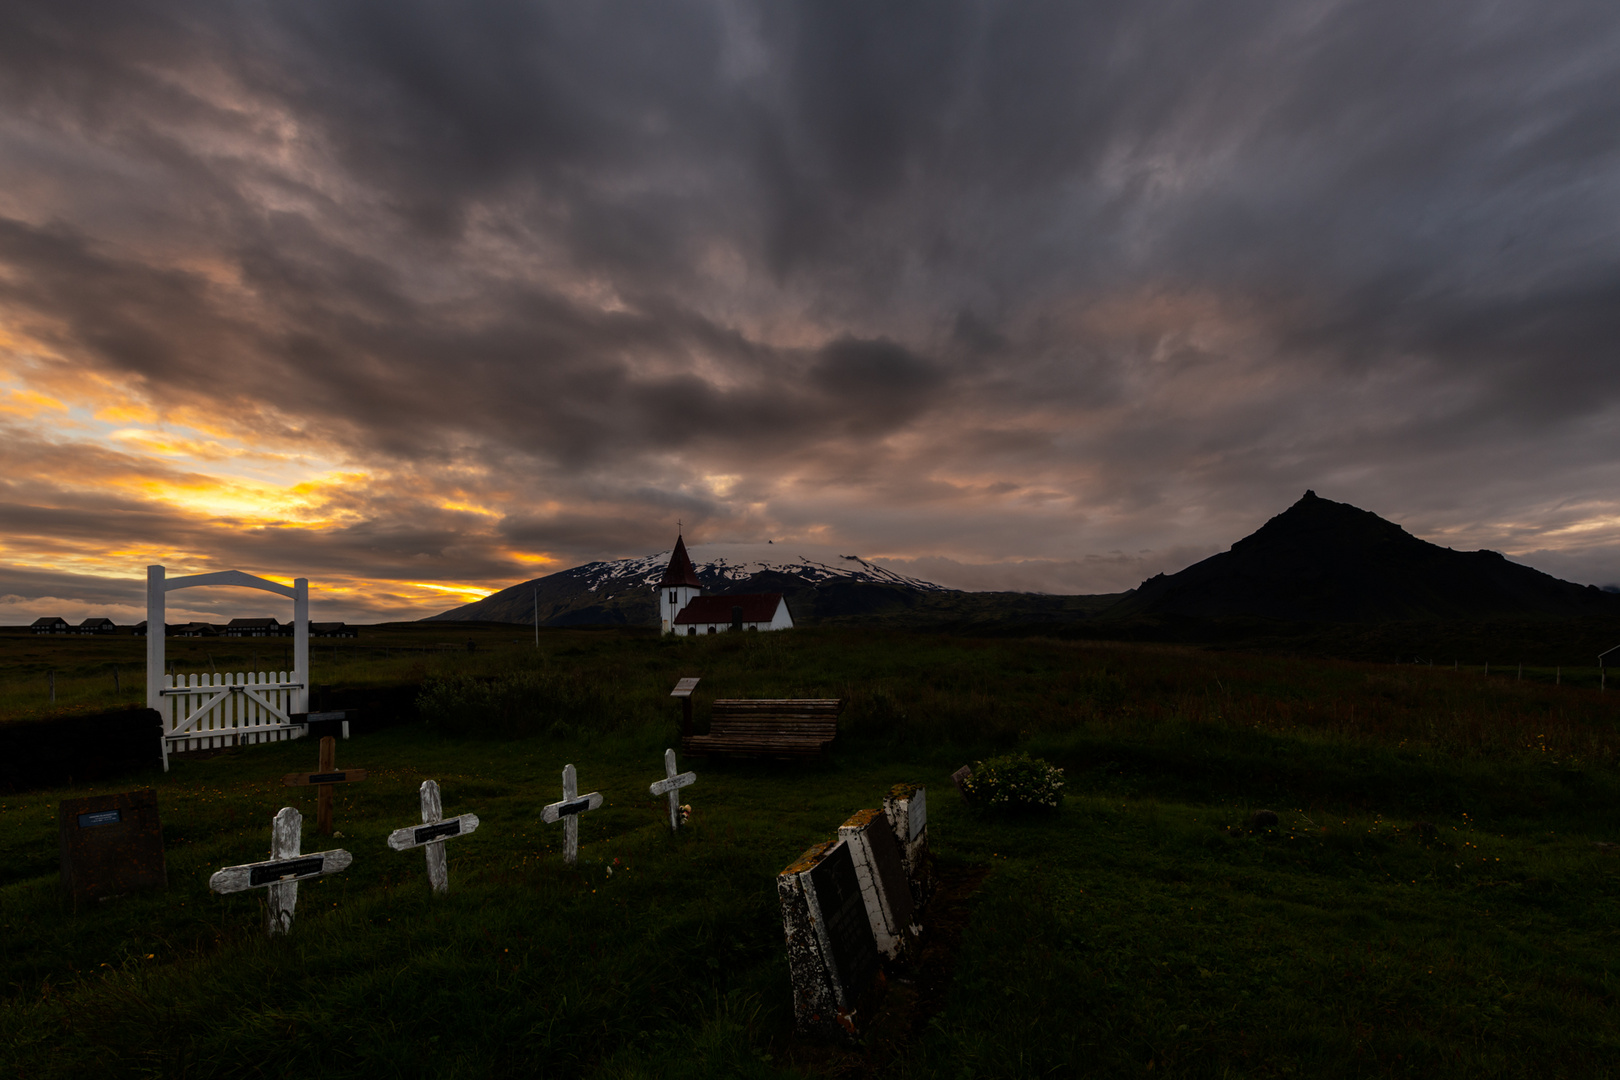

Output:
xmin=3 ymin=0 xmax=1619 ymax=625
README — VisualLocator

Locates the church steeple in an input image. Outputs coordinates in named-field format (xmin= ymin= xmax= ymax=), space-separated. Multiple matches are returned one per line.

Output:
xmin=660 ymin=534 xmax=703 ymax=589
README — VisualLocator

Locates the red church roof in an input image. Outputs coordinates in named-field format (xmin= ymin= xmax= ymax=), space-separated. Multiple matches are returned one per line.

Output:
xmin=673 ymin=593 xmax=785 ymax=625
xmin=659 ymin=535 xmax=703 ymax=588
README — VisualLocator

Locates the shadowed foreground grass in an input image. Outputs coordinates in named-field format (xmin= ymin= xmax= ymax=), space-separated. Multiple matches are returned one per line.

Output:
xmin=4 ymin=629 xmax=1620 ymax=1077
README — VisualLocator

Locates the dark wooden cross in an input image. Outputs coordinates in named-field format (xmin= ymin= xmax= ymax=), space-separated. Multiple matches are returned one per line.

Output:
xmin=282 ymin=735 xmax=366 ymax=834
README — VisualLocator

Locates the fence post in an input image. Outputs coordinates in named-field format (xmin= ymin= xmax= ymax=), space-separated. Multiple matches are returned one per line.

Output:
xmin=293 ymin=578 xmax=309 ymax=715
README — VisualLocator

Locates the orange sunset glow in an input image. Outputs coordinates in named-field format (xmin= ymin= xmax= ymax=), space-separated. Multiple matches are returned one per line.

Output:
xmin=4 ymin=1 xmax=1619 ymax=625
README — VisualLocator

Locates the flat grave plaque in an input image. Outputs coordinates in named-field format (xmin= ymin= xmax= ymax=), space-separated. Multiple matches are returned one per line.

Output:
xmin=59 ymin=789 xmax=167 ymax=910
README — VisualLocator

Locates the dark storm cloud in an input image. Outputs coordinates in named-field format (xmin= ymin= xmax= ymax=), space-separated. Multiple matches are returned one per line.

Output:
xmin=3 ymin=0 xmax=1620 ymax=617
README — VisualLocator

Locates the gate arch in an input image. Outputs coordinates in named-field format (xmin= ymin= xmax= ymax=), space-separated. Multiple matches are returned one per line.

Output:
xmin=145 ymin=565 xmax=310 ymax=770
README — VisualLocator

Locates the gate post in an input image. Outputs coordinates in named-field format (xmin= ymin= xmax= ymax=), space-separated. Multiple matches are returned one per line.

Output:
xmin=293 ymin=578 xmax=309 ymax=714
xmin=147 ymin=565 xmax=169 ymax=770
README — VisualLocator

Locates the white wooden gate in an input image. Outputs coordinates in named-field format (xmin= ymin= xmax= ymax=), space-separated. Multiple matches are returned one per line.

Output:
xmin=146 ymin=566 xmax=310 ymax=770
xmin=159 ymin=671 xmax=307 ymax=756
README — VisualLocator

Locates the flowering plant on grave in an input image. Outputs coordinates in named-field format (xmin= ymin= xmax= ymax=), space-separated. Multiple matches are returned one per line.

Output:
xmin=960 ymin=753 xmax=1064 ymax=811
xmin=678 ymin=804 xmax=692 ymax=826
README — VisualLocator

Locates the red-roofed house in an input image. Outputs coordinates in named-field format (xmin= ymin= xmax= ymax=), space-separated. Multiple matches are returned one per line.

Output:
xmin=657 ymin=533 xmax=794 ymax=635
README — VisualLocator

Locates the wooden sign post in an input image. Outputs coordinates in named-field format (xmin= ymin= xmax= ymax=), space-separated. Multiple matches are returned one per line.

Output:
xmin=282 ymin=735 xmax=366 ymax=834
xmin=386 ymin=779 xmax=480 ymax=893
xmin=541 ymin=763 xmax=603 ymax=865
xmin=208 ymin=807 xmax=351 ymax=935
xmin=670 ymin=677 xmax=700 ymax=737
xmin=648 ymin=748 xmax=697 ymax=832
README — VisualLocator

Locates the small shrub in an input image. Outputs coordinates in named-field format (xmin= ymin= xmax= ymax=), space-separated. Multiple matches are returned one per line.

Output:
xmin=961 ymin=752 xmax=1065 ymax=811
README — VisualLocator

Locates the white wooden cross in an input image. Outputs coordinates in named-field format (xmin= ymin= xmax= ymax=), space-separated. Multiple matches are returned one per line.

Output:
xmin=540 ymin=763 xmax=602 ymax=865
xmin=648 ymin=748 xmax=696 ymax=832
xmin=386 ymin=779 xmax=480 ymax=893
xmin=208 ymin=806 xmax=351 ymax=935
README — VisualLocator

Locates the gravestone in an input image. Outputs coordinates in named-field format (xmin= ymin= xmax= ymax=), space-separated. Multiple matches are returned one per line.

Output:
xmin=777 ymin=838 xmax=883 ymax=1042
xmin=386 ymin=779 xmax=480 ymax=893
xmin=541 ymin=764 xmax=603 ymax=864
xmin=837 ymin=808 xmax=918 ymax=961
xmin=208 ymin=806 xmax=352 ymax=934
xmin=950 ymin=765 xmax=972 ymax=797
xmin=648 ymin=748 xmax=696 ymax=832
xmin=882 ymin=782 xmax=932 ymax=909
xmin=282 ymin=735 xmax=366 ymax=834
xmin=58 ymin=789 xmax=166 ymax=910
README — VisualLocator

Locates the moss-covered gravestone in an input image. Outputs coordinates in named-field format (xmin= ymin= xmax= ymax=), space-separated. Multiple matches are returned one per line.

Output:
xmin=777 ymin=838 xmax=884 ymax=1042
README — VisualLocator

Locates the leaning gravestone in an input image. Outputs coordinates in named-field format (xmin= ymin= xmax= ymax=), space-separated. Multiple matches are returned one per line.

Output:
xmin=882 ymin=782 xmax=932 ymax=909
xmin=778 ymin=838 xmax=883 ymax=1042
xmin=838 ymin=808 xmax=917 ymax=961
xmin=386 ymin=779 xmax=479 ymax=894
xmin=208 ymin=806 xmax=351 ymax=935
xmin=58 ymin=789 xmax=166 ymax=910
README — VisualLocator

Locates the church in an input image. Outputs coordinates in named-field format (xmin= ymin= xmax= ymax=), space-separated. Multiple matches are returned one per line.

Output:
xmin=658 ymin=534 xmax=794 ymax=635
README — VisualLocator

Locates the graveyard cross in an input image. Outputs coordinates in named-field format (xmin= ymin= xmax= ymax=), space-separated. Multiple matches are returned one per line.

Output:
xmin=386 ymin=779 xmax=480 ymax=894
xmin=648 ymin=748 xmax=697 ymax=832
xmin=540 ymin=763 xmax=603 ymax=865
xmin=208 ymin=806 xmax=351 ymax=935
xmin=282 ymin=735 xmax=367 ymax=834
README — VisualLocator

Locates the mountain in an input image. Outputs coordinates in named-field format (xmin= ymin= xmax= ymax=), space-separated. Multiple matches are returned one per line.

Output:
xmin=1105 ymin=491 xmax=1620 ymax=623
xmin=426 ymin=542 xmax=961 ymax=627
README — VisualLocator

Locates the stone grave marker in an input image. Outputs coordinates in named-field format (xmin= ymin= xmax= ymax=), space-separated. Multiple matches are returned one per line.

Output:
xmin=209 ymin=806 xmax=351 ymax=935
xmin=838 ymin=808 xmax=917 ymax=961
xmin=882 ymin=782 xmax=932 ymax=908
xmin=58 ymin=789 xmax=167 ymax=910
xmin=648 ymin=748 xmax=696 ymax=832
xmin=777 ymin=838 xmax=883 ymax=1042
xmin=282 ymin=735 xmax=366 ymax=834
xmin=950 ymin=765 xmax=972 ymax=797
xmin=386 ymin=779 xmax=480 ymax=893
xmin=541 ymin=763 xmax=602 ymax=865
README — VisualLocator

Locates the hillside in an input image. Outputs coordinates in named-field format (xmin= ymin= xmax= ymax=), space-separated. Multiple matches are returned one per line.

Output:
xmin=428 ymin=543 xmax=978 ymax=628
xmin=1106 ymin=490 xmax=1620 ymax=623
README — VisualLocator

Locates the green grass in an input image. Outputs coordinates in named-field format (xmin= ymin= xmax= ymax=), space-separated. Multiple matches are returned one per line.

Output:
xmin=5 ymin=628 xmax=1620 ymax=1077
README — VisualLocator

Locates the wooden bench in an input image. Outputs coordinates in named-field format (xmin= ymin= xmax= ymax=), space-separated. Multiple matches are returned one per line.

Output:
xmin=682 ymin=699 xmax=843 ymax=759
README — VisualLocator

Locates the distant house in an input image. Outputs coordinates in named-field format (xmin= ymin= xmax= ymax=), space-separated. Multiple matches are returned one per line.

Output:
xmin=223 ymin=618 xmax=288 ymax=638
xmin=76 ymin=617 xmax=118 ymax=634
xmin=672 ymin=593 xmax=793 ymax=636
xmin=174 ymin=622 xmax=220 ymax=637
xmin=30 ymin=617 xmax=70 ymax=634
xmin=311 ymin=622 xmax=357 ymax=638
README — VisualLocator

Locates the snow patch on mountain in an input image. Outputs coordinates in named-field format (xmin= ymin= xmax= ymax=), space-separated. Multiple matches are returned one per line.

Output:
xmin=568 ymin=541 xmax=951 ymax=593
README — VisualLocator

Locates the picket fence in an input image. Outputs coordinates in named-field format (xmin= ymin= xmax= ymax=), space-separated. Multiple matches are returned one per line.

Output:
xmin=161 ymin=671 xmax=307 ymax=757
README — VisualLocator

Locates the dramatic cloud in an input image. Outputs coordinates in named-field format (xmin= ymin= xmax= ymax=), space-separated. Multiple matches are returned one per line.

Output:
xmin=3 ymin=0 xmax=1619 ymax=621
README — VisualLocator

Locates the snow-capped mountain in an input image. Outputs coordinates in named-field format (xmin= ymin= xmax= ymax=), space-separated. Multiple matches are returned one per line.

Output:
xmin=426 ymin=542 xmax=952 ymax=627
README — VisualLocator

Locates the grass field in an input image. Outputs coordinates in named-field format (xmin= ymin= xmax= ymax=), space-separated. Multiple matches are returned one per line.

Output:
xmin=4 ymin=627 xmax=1620 ymax=1077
